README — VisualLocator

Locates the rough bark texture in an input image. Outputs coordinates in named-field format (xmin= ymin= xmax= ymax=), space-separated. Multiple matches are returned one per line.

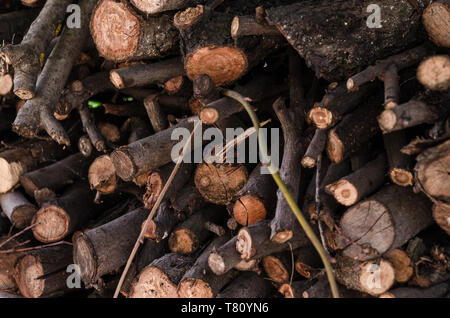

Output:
xmin=0 ymin=191 xmax=37 ymax=229
xmin=302 ymin=129 xmax=327 ymax=168
xmin=207 ymin=236 xmax=242 ymax=275
xmin=380 ymin=282 xmax=450 ymax=298
xmin=144 ymin=201 xmax=180 ymax=242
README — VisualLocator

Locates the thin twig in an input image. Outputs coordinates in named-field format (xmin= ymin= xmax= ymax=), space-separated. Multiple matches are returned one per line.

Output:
xmin=113 ymin=119 xmax=203 ymax=298
xmin=0 ymin=223 xmax=38 ymax=250
xmin=315 ymin=154 xmax=332 ymax=261
xmin=0 ymin=241 xmax=72 ymax=254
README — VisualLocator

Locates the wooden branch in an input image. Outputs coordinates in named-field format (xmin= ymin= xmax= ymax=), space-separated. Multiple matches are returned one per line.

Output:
xmin=143 ymin=94 xmax=169 ymax=133
xmin=88 ymin=155 xmax=118 ymax=195
xmin=294 ymin=246 xmax=321 ymax=279
xmin=144 ymin=201 xmax=180 ymax=242
xmin=231 ymin=15 xmax=280 ymax=38
xmin=0 ymin=191 xmax=36 ymax=230
xmin=170 ymin=181 xmax=206 ymax=217
xmin=383 ymin=131 xmax=414 ymax=187
xmin=433 ymin=202 xmax=450 ymax=235
xmin=302 ymin=129 xmax=327 ymax=168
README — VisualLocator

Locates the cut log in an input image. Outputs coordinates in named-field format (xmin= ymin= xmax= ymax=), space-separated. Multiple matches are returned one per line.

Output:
xmin=78 ymin=106 xmax=106 ymax=153
xmin=262 ymin=251 xmax=295 ymax=284
xmin=20 ymin=153 xmax=92 ymax=198
xmin=15 ymin=245 xmax=73 ymax=298
xmin=12 ymin=0 xmax=98 ymax=145
xmin=380 ymin=282 xmax=450 ymax=298
xmin=294 ymin=247 xmax=321 ymax=279
xmin=207 ymin=236 xmax=242 ymax=275
xmin=0 ymin=191 xmax=36 ymax=229
xmin=229 ymin=164 xmax=276 ymax=226
xmin=129 ymin=253 xmax=194 ymax=298
xmin=383 ymin=131 xmax=414 ymax=187
xmin=384 ymin=249 xmax=414 ymax=283
xmin=177 ymin=234 xmax=238 ymax=298
xmin=414 ymin=139 xmax=450 ymax=203
xmin=110 ymin=116 xmax=200 ymax=182
xmin=217 ymin=272 xmax=273 ymax=298
xmin=0 ymin=139 xmax=67 ymax=194
xmin=143 ymin=94 xmax=168 ymax=133
xmin=266 ymin=1 xmax=429 ymax=82
xmin=433 ymin=202 xmax=450 ymax=235
xmin=131 ymin=0 xmax=204 ymax=15
xmin=193 ymin=74 xmax=221 ymax=107
xmin=90 ymin=0 xmax=179 ymax=62
xmin=0 ymin=0 xmax=72 ymax=99
xmin=169 ymin=206 xmax=227 ymax=255
xmin=73 ymin=207 xmax=148 ymax=286
xmin=417 ymin=55 xmax=450 ymax=91
xmin=144 ymin=201 xmax=180 ymax=242
xmin=422 ymin=0 xmax=450 ymax=47
xmin=109 ymin=58 xmax=184 ymax=89
xmin=88 ymin=155 xmax=117 ymax=195
xmin=78 ymin=135 xmax=94 ymax=158
xmin=325 ymin=153 xmax=386 ymax=207
xmin=327 ymin=94 xmax=382 ymax=163
xmin=336 ymin=185 xmax=433 ymax=261
xmin=231 ymin=15 xmax=280 ymax=38
xmin=302 ymin=129 xmax=327 ymax=168
xmin=334 ymin=254 xmax=395 ymax=296
xmin=32 ymin=182 xmax=96 ymax=243
xmin=194 ymin=162 xmax=248 ymax=206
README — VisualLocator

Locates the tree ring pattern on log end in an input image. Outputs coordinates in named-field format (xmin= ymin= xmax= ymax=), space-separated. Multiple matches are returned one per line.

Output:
xmin=91 ymin=0 xmax=140 ymax=62
xmin=185 ymin=46 xmax=248 ymax=87
xmin=417 ymin=55 xmax=450 ymax=91
xmin=359 ymin=260 xmax=395 ymax=296
xmin=129 ymin=266 xmax=178 ymax=298
xmin=233 ymin=195 xmax=267 ymax=226
xmin=422 ymin=2 xmax=450 ymax=48
xmin=110 ymin=149 xmax=136 ymax=182
xmin=168 ymin=228 xmax=198 ymax=255
xmin=389 ymin=168 xmax=413 ymax=187
xmin=378 ymin=109 xmax=397 ymax=132
xmin=327 ymin=179 xmax=358 ymax=206
xmin=236 ymin=228 xmax=254 ymax=260
xmin=174 ymin=5 xmax=204 ymax=29
xmin=199 ymin=107 xmax=220 ymax=124
xmin=15 ymin=255 xmax=45 ymax=298
xmin=309 ymin=107 xmax=333 ymax=129
xmin=177 ymin=278 xmax=214 ymax=298
xmin=73 ymin=234 xmax=97 ymax=285
xmin=32 ymin=205 xmax=69 ymax=243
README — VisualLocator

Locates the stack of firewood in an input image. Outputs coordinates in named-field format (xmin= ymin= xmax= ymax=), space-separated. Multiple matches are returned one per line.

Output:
xmin=0 ymin=0 xmax=449 ymax=299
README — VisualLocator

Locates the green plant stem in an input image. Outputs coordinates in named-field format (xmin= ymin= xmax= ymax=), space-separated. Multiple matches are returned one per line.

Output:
xmin=221 ymin=88 xmax=340 ymax=298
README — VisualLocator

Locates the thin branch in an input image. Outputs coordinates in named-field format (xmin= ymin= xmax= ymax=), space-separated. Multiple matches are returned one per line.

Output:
xmin=0 ymin=222 xmax=38 ymax=250
xmin=0 ymin=240 xmax=72 ymax=254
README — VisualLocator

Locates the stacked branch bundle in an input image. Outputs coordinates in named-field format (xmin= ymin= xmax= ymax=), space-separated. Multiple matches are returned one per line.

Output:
xmin=0 ymin=0 xmax=449 ymax=299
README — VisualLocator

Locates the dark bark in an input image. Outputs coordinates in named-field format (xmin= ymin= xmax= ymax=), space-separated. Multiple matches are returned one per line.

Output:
xmin=0 ymin=191 xmax=37 ymax=229
xmin=380 ymin=282 xmax=450 ymax=298
xmin=383 ymin=131 xmax=414 ymax=187
xmin=302 ymin=129 xmax=327 ymax=168
xmin=144 ymin=201 xmax=181 ymax=242
xmin=217 ymin=272 xmax=273 ymax=298
xmin=207 ymin=236 xmax=242 ymax=275
xmin=143 ymin=94 xmax=169 ymax=133
xmin=0 ymin=9 xmax=39 ymax=43
xmin=231 ymin=15 xmax=280 ymax=38
xmin=170 ymin=181 xmax=206 ymax=217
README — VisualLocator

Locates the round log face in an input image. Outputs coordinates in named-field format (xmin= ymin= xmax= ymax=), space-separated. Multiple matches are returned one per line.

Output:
xmin=326 ymin=179 xmax=358 ymax=206
xmin=359 ymin=260 xmax=395 ymax=296
xmin=417 ymin=55 xmax=450 ymax=91
xmin=110 ymin=150 xmax=135 ymax=182
xmin=0 ymin=159 xmax=24 ymax=194
xmin=185 ymin=46 xmax=248 ymax=87
xmin=32 ymin=205 xmax=70 ymax=243
xmin=278 ymin=284 xmax=294 ymax=298
xmin=15 ymin=255 xmax=45 ymax=298
xmin=89 ymin=155 xmax=117 ymax=194
xmin=177 ymin=278 xmax=214 ymax=298
xmin=208 ymin=253 xmax=226 ymax=275
xmin=168 ymin=229 xmax=197 ymax=255
xmin=91 ymin=0 xmax=140 ymax=62
xmin=389 ymin=168 xmax=413 ymax=187
xmin=236 ymin=228 xmax=253 ymax=260
xmin=262 ymin=256 xmax=289 ymax=284
xmin=422 ymin=2 xmax=450 ymax=48
xmin=73 ymin=234 xmax=97 ymax=285
xmin=309 ymin=107 xmax=332 ymax=129
xmin=130 ymin=267 xmax=178 ymax=298
xmin=233 ymin=195 xmax=267 ymax=226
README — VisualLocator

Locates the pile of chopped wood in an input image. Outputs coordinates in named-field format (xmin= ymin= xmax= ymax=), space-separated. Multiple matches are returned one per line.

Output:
xmin=0 ymin=0 xmax=449 ymax=299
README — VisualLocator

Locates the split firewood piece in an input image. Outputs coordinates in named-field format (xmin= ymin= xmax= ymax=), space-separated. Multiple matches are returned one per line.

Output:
xmin=308 ymin=82 xmax=379 ymax=129
xmin=20 ymin=152 xmax=92 ymax=198
xmin=325 ymin=153 xmax=387 ymax=207
xmin=14 ymin=245 xmax=73 ymax=298
xmin=217 ymin=272 xmax=273 ymax=298
xmin=334 ymin=254 xmax=395 ymax=296
xmin=0 ymin=191 xmax=36 ymax=229
xmin=143 ymin=201 xmax=180 ymax=242
xmin=417 ymin=55 xmax=450 ymax=91
xmin=110 ymin=58 xmax=184 ymax=89
xmin=378 ymin=93 xmax=450 ymax=133
xmin=0 ymin=9 xmax=39 ymax=43
xmin=31 ymin=182 xmax=97 ymax=243
xmin=194 ymin=162 xmax=248 ymax=206
xmin=383 ymin=131 xmax=414 ymax=187
xmin=143 ymin=94 xmax=169 ymax=133
xmin=131 ymin=0 xmax=204 ymax=15
xmin=231 ymin=15 xmax=280 ymax=38
xmin=90 ymin=0 xmax=179 ymax=62
xmin=129 ymin=253 xmax=194 ymax=298
xmin=143 ymin=162 xmax=193 ymax=210
xmin=346 ymin=45 xmax=430 ymax=92
xmin=73 ymin=207 xmax=148 ymax=286
xmin=175 ymin=6 xmax=284 ymax=86
xmin=414 ymin=139 xmax=450 ymax=204
xmin=237 ymin=220 xmax=308 ymax=261
xmin=110 ymin=116 xmax=200 ymax=182
xmin=380 ymin=282 xmax=450 ymax=298
xmin=78 ymin=106 xmax=106 ymax=152
xmin=327 ymin=94 xmax=382 ymax=163
xmin=294 ymin=247 xmax=321 ymax=279
xmin=0 ymin=0 xmax=72 ymax=99
xmin=0 ymin=139 xmax=67 ymax=194
xmin=433 ymin=202 xmax=450 ymax=235
xmin=177 ymin=234 xmax=239 ymax=298
xmin=57 ymin=72 xmax=114 ymax=118
xmin=266 ymin=2 xmax=429 ymax=82
xmin=171 ymin=181 xmax=206 ymax=217
xmin=88 ymin=155 xmax=118 ymax=195
xmin=336 ymin=185 xmax=433 ymax=261
xmin=12 ymin=0 xmax=98 ymax=146
xmin=422 ymin=0 xmax=450 ymax=48
xmin=302 ymin=129 xmax=327 ymax=168
xmin=384 ymin=249 xmax=414 ymax=284
xmin=229 ymin=164 xmax=276 ymax=227
xmin=169 ymin=206 xmax=228 ymax=255
xmin=270 ymin=97 xmax=305 ymax=243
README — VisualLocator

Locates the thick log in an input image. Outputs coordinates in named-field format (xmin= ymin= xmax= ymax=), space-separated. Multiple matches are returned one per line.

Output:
xmin=327 ymin=94 xmax=382 ymax=163
xmin=32 ymin=182 xmax=97 ymax=243
xmin=422 ymin=0 xmax=450 ymax=47
xmin=110 ymin=58 xmax=184 ymax=89
xmin=0 ymin=139 xmax=67 ymax=194
xmin=73 ymin=207 xmax=148 ymax=286
xmin=417 ymin=55 xmax=450 ymax=91
xmin=169 ymin=206 xmax=227 ymax=255
xmin=143 ymin=94 xmax=168 ymax=133
xmin=383 ymin=131 xmax=414 ymax=187
xmin=0 ymin=0 xmax=72 ymax=99
xmin=302 ymin=129 xmax=327 ymax=168
xmin=129 ymin=253 xmax=194 ymax=298
xmin=334 ymin=254 xmax=395 ymax=296
xmin=336 ymin=185 xmax=433 ymax=261
xmin=380 ymin=282 xmax=450 ymax=298
xmin=131 ymin=0 xmax=204 ymax=15
xmin=20 ymin=153 xmax=92 ymax=198
xmin=12 ymin=0 xmax=98 ymax=146
xmin=229 ymin=164 xmax=276 ymax=226
xmin=414 ymin=139 xmax=450 ymax=203
xmin=88 ymin=155 xmax=118 ymax=195
xmin=15 ymin=245 xmax=73 ymax=298
xmin=325 ymin=153 xmax=386 ymax=206
xmin=433 ymin=202 xmax=450 ymax=235
xmin=0 ymin=191 xmax=36 ymax=229
xmin=177 ymin=234 xmax=238 ymax=298
xmin=266 ymin=1 xmax=429 ymax=82
xmin=217 ymin=272 xmax=273 ymax=298
xmin=194 ymin=163 xmax=248 ymax=206
xmin=90 ymin=0 xmax=179 ymax=62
